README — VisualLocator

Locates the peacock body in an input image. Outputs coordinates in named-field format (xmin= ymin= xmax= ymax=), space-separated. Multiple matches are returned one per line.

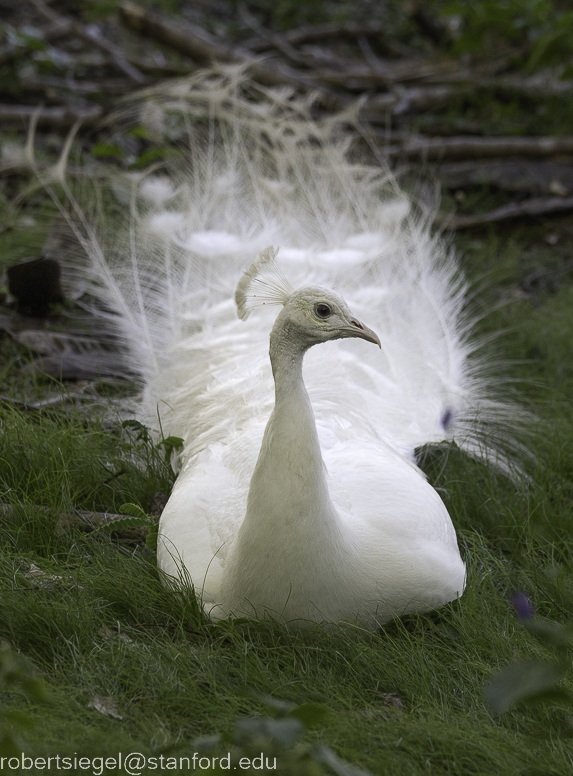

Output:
xmin=48 ymin=67 xmax=518 ymax=628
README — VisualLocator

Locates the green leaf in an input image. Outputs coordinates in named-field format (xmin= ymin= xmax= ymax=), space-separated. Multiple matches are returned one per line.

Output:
xmin=486 ymin=661 xmax=568 ymax=715
xmin=122 ymin=419 xmax=151 ymax=442
xmin=119 ymin=503 xmax=149 ymax=521
xmin=91 ymin=143 xmax=124 ymax=159
xmin=525 ymin=618 xmax=573 ymax=649
xmin=130 ymin=147 xmax=183 ymax=169
xmin=146 ymin=520 xmax=159 ymax=551
xmin=128 ymin=126 xmax=151 ymax=140
xmin=23 ymin=36 xmax=46 ymax=52
xmin=97 ymin=517 xmax=148 ymax=534
xmin=157 ymin=436 xmax=184 ymax=465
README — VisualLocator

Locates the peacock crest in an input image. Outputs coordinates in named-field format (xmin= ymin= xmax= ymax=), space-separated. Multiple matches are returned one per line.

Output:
xmin=235 ymin=247 xmax=294 ymax=321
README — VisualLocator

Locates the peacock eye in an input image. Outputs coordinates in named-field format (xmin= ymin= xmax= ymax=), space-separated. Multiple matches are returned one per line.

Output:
xmin=315 ymin=303 xmax=332 ymax=319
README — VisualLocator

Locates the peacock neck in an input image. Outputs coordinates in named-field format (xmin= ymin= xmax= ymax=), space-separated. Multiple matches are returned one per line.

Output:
xmin=267 ymin=320 xmax=327 ymax=494
xmin=241 ymin=317 xmax=341 ymax=540
xmin=270 ymin=320 xmax=309 ymax=406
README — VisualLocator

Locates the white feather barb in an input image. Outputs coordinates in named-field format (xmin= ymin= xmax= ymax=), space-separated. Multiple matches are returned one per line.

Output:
xmin=235 ymin=247 xmax=293 ymax=320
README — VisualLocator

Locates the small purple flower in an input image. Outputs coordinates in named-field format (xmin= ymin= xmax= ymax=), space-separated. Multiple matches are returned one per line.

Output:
xmin=441 ymin=408 xmax=453 ymax=431
xmin=511 ymin=591 xmax=534 ymax=621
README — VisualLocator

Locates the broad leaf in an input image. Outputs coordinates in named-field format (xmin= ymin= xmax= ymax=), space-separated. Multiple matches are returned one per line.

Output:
xmin=486 ymin=661 xmax=568 ymax=714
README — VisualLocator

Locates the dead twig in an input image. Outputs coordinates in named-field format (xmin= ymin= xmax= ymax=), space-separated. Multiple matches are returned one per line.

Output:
xmin=0 ymin=394 xmax=91 ymax=412
xmin=238 ymin=5 xmax=317 ymax=70
xmin=31 ymin=48 xmax=189 ymax=78
xmin=445 ymin=196 xmax=573 ymax=230
xmin=417 ymin=70 xmax=573 ymax=98
xmin=0 ymin=503 xmax=151 ymax=543
xmin=0 ymin=161 xmax=108 ymax=178
xmin=118 ymin=1 xmax=347 ymax=110
xmin=317 ymin=59 xmax=460 ymax=88
xmin=0 ymin=503 xmax=153 ymax=543
xmin=362 ymin=85 xmax=456 ymax=120
xmin=0 ymin=104 xmax=103 ymax=127
xmin=357 ymin=34 xmax=387 ymax=76
xmin=31 ymin=0 xmax=147 ymax=84
xmin=435 ymin=160 xmax=573 ymax=196
xmin=286 ymin=22 xmax=387 ymax=45
xmin=58 ymin=510 xmax=151 ymax=541
xmin=17 ymin=75 xmax=136 ymax=97
xmin=0 ymin=18 xmax=73 ymax=66
xmin=284 ymin=22 xmax=412 ymax=57
xmin=384 ymin=135 xmax=573 ymax=161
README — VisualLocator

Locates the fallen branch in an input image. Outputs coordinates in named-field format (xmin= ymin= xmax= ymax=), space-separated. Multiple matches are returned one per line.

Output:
xmin=285 ymin=22 xmax=387 ymax=45
xmin=57 ymin=509 xmax=154 ymax=543
xmin=0 ymin=18 xmax=73 ymax=66
xmin=427 ymin=70 xmax=573 ymax=97
xmin=31 ymin=0 xmax=147 ymax=84
xmin=361 ymin=85 xmax=456 ymax=120
xmin=0 ymin=161 xmax=108 ymax=178
xmin=30 ymin=48 xmax=189 ymax=78
xmin=239 ymin=5 xmax=318 ymax=70
xmin=283 ymin=22 xmax=412 ymax=57
xmin=384 ymin=135 xmax=573 ymax=161
xmin=0 ymin=104 xmax=103 ymax=127
xmin=118 ymin=0 xmax=347 ymax=110
xmin=445 ymin=195 xmax=573 ymax=229
xmin=316 ymin=60 xmax=460 ymax=88
xmin=435 ymin=160 xmax=573 ymax=196
xmin=17 ymin=75 xmax=136 ymax=97
xmin=0 ymin=394 xmax=92 ymax=412
xmin=318 ymin=68 xmax=573 ymax=102
xmin=357 ymin=34 xmax=387 ymax=76
xmin=0 ymin=503 xmax=154 ymax=543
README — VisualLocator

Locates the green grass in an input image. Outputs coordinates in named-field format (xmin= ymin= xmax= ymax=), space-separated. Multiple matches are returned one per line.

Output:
xmin=2 ymin=1 xmax=573 ymax=772
xmin=0 ymin=219 xmax=573 ymax=773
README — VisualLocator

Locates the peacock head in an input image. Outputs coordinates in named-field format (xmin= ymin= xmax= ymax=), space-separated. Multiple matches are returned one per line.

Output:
xmin=277 ymin=286 xmax=381 ymax=348
xmin=235 ymin=246 xmax=380 ymax=350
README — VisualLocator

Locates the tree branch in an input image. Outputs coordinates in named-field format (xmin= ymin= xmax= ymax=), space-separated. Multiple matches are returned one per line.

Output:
xmin=118 ymin=1 xmax=347 ymax=110
xmin=0 ymin=104 xmax=102 ymax=128
xmin=445 ymin=196 xmax=573 ymax=230
xmin=31 ymin=0 xmax=147 ymax=84
xmin=384 ymin=135 xmax=573 ymax=161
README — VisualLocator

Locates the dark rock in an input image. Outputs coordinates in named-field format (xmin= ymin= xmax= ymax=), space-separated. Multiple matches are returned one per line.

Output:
xmin=7 ymin=258 xmax=65 ymax=318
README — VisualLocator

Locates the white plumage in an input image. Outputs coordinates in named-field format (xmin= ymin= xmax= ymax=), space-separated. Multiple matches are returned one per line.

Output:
xmin=51 ymin=67 xmax=519 ymax=628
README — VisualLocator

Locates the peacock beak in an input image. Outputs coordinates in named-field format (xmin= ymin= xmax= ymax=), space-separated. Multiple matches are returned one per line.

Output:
xmin=347 ymin=317 xmax=381 ymax=348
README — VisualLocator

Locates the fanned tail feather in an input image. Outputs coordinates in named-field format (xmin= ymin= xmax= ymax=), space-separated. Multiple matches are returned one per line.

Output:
xmin=38 ymin=65 xmax=526 ymax=473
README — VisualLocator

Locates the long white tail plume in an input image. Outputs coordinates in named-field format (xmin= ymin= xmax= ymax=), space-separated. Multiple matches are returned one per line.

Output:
xmin=39 ymin=65 xmax=525 ymax=474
